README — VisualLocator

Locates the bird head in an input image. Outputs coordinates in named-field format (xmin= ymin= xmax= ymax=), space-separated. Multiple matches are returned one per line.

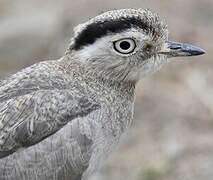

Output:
xmin=66 ymin=9 xmax=205 ymax=83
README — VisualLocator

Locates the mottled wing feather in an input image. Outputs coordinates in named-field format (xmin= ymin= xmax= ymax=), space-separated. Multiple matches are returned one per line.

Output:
xmin=0 ymin=61 xmax=100 ymax=159
xmin=0 ymin=61 xmax=69 ymax=103
xmin=0 ymin=89 xmax=100 ymax=159
xmin=0 ymin=61 xmax=99 ymax=158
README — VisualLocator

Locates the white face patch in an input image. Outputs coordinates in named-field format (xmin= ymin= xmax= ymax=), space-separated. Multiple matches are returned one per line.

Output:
xmin=74 ymin=29 xmax=149 ymax=61
xmin=126 ymin=54 xmax=168 ymax=81
xmin=72 ymin=27 xmax=168 ymax=82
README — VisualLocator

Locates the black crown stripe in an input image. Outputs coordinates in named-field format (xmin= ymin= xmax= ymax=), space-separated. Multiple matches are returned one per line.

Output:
xmin=73 ymin=17 xmax=155 ymax=50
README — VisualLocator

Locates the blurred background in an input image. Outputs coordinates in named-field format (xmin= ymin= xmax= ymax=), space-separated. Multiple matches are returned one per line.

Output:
xmin=0 ymin=0 xmax=212 ymax=179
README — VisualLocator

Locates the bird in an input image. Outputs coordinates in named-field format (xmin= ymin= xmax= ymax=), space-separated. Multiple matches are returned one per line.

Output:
xmin=0 ymin=8 xmax=205 ymax=180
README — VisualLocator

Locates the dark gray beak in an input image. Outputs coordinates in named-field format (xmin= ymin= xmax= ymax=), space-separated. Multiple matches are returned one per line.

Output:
xmin=158 ymin=41 xmax=205 ymax=57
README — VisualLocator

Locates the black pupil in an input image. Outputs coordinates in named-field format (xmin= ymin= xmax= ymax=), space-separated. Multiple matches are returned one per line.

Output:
xmin=120 ymin=41 xmax=131 ymax=50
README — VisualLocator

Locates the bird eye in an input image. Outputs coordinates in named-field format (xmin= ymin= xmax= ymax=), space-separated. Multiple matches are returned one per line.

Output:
xmin=113 ymin=38 xmax=136 ymax=54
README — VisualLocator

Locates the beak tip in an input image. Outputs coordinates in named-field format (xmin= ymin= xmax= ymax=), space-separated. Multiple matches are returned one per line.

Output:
xmin=189 ymin=47 xmax=206 ymax=56
xmin=166 ymin=41 xmax=206 ymax=57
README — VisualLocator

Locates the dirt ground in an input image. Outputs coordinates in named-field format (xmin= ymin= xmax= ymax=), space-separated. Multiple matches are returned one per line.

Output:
xmin=0 ymin=0 xmax=212 ymax=179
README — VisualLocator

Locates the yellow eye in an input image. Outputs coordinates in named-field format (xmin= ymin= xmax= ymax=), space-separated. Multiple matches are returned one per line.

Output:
xmin=113 ymin=38 xmax=136 ymax=54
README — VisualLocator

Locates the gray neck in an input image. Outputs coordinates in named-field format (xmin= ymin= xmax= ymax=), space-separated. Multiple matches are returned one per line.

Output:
xmin=61 ymin=54 xmax=136 ymax=133
xmin=61 ymin=54 xmax=136 ymax=96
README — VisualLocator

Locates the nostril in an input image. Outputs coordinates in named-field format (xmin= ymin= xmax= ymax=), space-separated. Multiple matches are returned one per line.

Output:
xmin=167 ymin=41 xmax=182 ymax=50
xmin=170 ymin=46 xmax=181 ymax=50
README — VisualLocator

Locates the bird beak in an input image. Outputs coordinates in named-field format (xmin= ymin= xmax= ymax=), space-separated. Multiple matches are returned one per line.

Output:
xmin=158 ymin=41 xmax=205 ymax=58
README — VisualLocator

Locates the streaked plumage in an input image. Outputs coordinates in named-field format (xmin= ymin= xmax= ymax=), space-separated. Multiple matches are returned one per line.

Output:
xmin=0 ymin=8 xmax=204 ymax=180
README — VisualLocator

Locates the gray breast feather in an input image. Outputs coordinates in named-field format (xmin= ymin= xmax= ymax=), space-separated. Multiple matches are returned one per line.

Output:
xmin=0 ymin=89 xmax=100 ymax=159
